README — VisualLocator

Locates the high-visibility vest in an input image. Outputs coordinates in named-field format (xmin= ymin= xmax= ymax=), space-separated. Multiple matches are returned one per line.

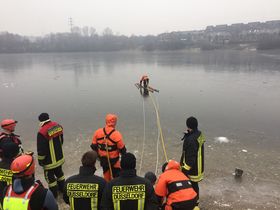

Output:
xmin=3 ymin=182 xmax=40 ymax=210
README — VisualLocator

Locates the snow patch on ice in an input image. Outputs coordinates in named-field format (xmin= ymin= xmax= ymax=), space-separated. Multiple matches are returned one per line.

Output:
xmin=214 ymin=136 xmax=230 ymax=143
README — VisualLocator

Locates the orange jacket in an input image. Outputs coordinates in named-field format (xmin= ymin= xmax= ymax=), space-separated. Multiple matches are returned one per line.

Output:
xmin=91 ymin=114 xmax=126 ymax=159
xmin=155 ymin=160 xmax=197 ymax=208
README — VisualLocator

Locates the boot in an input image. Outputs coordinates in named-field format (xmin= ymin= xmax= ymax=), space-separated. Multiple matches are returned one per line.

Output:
xmin=58 ymin=179 xmax=65 ymax=193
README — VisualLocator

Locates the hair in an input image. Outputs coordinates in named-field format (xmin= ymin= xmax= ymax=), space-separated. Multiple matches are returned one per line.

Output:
xmin=81 ymin=151 xmax=98 ymax=167
xmin=121 ymin=152 xmax=136 ymax=170
xmin=186 ymin=116 xmax=198 ymax=130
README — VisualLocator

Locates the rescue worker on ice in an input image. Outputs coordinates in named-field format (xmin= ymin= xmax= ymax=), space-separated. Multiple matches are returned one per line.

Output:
xmin=140 ymin=75 xmax=149 ymax=89
xmin=91 ymin=114 xmax=126 ymax=182
xmin=63 ymin=151 xmax=106 ymax=210
xmin=0 ymin=141 xmax=19 ymax=210
xmin=180 ymin=116 xmax=205 ymax=209
xmin=37 ymin=113 xmax=65 ymax=198
xmin=0 ymin=119 xmax=23 ymax=159
xmin=101 ymin=152 xmax=159 ymax=210
xmin=0 ymin=153 xmax=58 ymax=210
xmin=155 ymin=160 xmax=197 ymax=210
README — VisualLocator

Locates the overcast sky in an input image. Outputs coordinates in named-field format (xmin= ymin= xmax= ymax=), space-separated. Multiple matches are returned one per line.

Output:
xmin=1 ymin=0 xmax=280 ymax=36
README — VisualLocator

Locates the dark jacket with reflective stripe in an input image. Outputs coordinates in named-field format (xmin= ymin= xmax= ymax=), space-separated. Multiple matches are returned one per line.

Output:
xmin=180 ymin=129 xmax=205 ymax=182
xmin=101 ymin=169 xmax=158 ymax=210
xmin=37 ymin=121 xmax=64 ymax=170
xmin=63 ymin=166 xmax=106 ymax=210
xmin=0 ymin=132 xmax=22 ymax=157
xmin=0 ymin=158 xmax=13 ymax=200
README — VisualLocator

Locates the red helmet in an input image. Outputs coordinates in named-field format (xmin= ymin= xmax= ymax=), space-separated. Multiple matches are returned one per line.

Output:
xmin=11 ymin=154 xmax=35 ymax=176
xmin=1 ymin=119 xmax=17 ymax=132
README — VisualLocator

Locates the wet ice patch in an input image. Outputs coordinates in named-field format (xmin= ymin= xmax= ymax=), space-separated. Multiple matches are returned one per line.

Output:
xmin=214 ymin=136 xmax=229 ymax=143
xmin=2 ymin=82 xmax=15 ymax=88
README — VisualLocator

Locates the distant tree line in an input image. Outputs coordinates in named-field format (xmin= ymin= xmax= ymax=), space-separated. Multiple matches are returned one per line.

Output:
xmin=1 ymin=22 xmax=280 ymax=53
xmin=0 ymin=28 xmax=186 ymax=53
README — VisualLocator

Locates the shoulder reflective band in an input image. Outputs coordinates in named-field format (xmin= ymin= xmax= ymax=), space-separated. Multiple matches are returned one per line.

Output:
xmin=48 ymin=125 xmax=63 ymax=138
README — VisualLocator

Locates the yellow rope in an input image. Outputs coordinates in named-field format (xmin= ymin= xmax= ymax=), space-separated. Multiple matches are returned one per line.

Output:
xmin=150 ymin=93 xmax=168 ymax=162
xmin=105 ymin=138 xmax=113 ymax=180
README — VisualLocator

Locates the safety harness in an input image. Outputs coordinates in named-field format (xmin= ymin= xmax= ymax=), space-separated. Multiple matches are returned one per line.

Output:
xmin=167 ymin=180 xmax=193 ymax=197
xmin=96 ymin=128 xmax=117 ymax=152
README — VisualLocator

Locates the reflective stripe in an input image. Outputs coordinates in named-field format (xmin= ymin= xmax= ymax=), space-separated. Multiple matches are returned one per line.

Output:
xmin=70 ymin=197 xmax=75 ymax=210
xmin=182 ymin=163 xmax=191 ymax=171
xmin=113 ymin=199 xmax=120 ymax=210
xmin=43 ymin=157 xmax=65 ymax=170
xmin=49 ymin=139 xmax=56 ymax=164
xmin=197 ymin=142 xmax=202 ymax=177
xmin=189 ymin=134 xmax=205 ymax=182
xmin=57 ymin=175 xmax=65 ymax=181
xmin=23 ymin=185 xmax=35 ymax=203
xmin=91 ymin=197 xmax=98 ymax=210
xmin=182 ymin=151 xmax=191 ymax=171
xmin=37 ymin=155 xmax=45 ymax=160
xmin=42 ymin=136 xmax=64 ymax=170
xmin=48 ymin=181 xmax=58 ymax=188
xmin=7 ymin=185 xmax=12 ymax=200
xmin=138 ymin=198 xmax=145 ymax=210
xmin=189 ymin=173 xmax=204 ymax=182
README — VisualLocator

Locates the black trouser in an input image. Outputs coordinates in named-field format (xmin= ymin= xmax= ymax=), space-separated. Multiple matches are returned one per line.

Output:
xmin=190 ymin=181 xmax=199 ymax=205
xmin=44 ymin=166 xmax=65 ymax=198
xmin=143 ymin=79 xmax=149 ymax=88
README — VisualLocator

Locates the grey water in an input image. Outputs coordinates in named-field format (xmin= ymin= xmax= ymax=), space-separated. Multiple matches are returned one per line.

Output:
xmin=0 ymin=50 xmax=280 ymax=176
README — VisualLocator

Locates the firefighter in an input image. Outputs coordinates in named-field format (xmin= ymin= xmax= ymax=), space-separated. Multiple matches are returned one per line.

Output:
xmin=63 ymin=151 xmax=106 ymax=210
xmin=0 ymin=142 xmax=19 ymax=210
xmin=91 ymin=114 xmax=126 ymax=182
xmin=140 ymin=75 xmax=149 ymax=88
xmin=155 ymin=160 xmax=197 ymax=210
xmin=0 ymin=153 xmax=58 ymax=210
xmin=0 ymin=119 xmax=23 ymax=159
xmin=101 ymin=152 xmax=159 ymax=210
xmin=180 ymin=116 xmax=205 ymax=209
xmin=37 ymin=113 xmax=65 ymax=198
